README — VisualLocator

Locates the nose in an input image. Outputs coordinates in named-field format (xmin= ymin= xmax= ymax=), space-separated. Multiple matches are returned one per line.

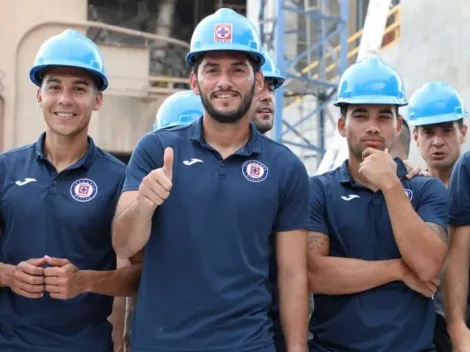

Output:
xmin=259 ymin=87 xmax=273 ymax=103
xmin=216 ymin=70 xmax=234 ymax=91
xmin=365 ymin=120 xmax=380 ymax=135
xmin=432 ymin=134 xmax=445 ymax=147
xmin=57 ymin=89 xmax=73 ymax=106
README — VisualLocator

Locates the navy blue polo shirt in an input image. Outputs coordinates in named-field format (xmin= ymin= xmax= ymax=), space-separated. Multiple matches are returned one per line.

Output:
xmin=308 ymin=159 xmax=448 ymax=352
xmin=0 ymin=133 xmax=125 ymax=352
xmin=122 ymin=118 xmax=310 ymax=352
xmin=448 ymin=151 xmax=470 ymax=323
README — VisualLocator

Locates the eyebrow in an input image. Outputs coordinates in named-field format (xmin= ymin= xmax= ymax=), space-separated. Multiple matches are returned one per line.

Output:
xmin=45 ymin=77 xmax=90 ymax=86
xmin=202 ymin=61 xmax=249 ymax=68
xmin=350 ymin=108 xmax=393 ymax=114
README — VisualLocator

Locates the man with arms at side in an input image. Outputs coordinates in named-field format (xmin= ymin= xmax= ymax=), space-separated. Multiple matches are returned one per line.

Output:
xmin=112 ymin=9 xmax=309 ymax=352
xmin=307 ymin=56 xmax=448 ymax=352
xmin=249 ymin=48 xmax=293 ymax=352
xmin=0 ymin=29 xmax=141 ymax=352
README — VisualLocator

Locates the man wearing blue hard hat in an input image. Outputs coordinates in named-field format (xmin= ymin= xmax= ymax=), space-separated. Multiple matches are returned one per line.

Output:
xmin=307 ymin=56 xmax=448 ymax=352
xmin=406 ymin=82 xmax=470 ymax=351
xmin=249 ymin=48 xmax=292 ymax=352
xmin=153 ymin=90 xmax=203 ymax=131
xmin=113 ymin=8 xmax=309 ymax=352
xmin=0 ymin=29 xmax=142 ymax=352
xmin=251 ymin=49 xmax=285 ymax=134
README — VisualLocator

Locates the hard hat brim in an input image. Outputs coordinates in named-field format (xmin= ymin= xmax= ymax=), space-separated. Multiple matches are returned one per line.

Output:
xmin=30 ymin=62 xmax=109 ymax=91
xmin=407 ymin=112 xmax=469 ymax=126
xmin=333 ymin=95 xmax=408 ymax=107
xmin=186 ymin=47 xmax=265 ymax=67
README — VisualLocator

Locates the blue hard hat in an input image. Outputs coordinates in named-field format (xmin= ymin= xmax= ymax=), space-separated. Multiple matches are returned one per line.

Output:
xmin=261 ymin=49 xmax=285 ymax=90
xmin=334 ymin=56 xmax=407 ymax=107
xmin=153 ymin=90 xmax=203 ymax=131
xmin=30 ymin=29 xmax=108 ymax=91
xmin=407 ymin=81 xmax=468 ymax=126
xmin=186 ymin=8 xmax=265 ymax=67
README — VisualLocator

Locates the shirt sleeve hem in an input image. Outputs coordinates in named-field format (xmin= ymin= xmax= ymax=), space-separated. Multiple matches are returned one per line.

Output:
xmin=121 ymin=185 xmax=139 ymax=193
xmin=273 ymin=223 xmax=310 ymax=233
xmin=307 ymin=225 xmax=329 ymax=236
xmin=448 ymin=216 xmax=470 ymax=227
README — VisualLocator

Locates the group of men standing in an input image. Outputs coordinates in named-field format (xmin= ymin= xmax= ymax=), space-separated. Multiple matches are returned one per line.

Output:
xmin=1 ymin=6 xmax=470 ymax=352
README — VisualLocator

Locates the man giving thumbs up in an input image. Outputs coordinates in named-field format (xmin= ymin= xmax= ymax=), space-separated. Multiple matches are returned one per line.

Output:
xmin=112 ymin=8 xmax=310 ymax=352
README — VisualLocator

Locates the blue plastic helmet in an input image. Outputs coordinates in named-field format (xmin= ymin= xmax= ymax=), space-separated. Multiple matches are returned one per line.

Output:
xmin=30 ymin=29 xmax=108 ymax=91
xmin=153 ymin=90 xmax=203 ymax=131
xmin=186 ymin=8 xmax=265 ymax=67
xmin=406 ymin=81 xmax=468 ymax=126
xmin=261 ymin=49 xmax=285 ymax=90
xmin=334 ymin=56 xmax=407 ymax=107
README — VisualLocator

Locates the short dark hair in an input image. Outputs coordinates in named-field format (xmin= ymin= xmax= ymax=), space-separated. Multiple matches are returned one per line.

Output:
xmin=340 ymin=104 xmax=399 ymax=118
xmin=191 ymin=53 xmax=260 ymax=75
xmin=413 ymin=118 xmax=465 ymax=131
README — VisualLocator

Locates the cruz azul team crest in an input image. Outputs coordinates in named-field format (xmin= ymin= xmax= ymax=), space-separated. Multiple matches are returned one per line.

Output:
xmin=214 ymin=23 xmax=232 ymax=43
xmin=242 ymin=160 xmax=268 ymax=183
xmin=70 ymin=178 xmax=98 ymax=202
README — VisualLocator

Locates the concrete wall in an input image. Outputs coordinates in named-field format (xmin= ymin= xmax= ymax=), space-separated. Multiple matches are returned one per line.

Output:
xmin=0 ymin=0 xmax=162 ymax=153
xmin=381 ymin=0 xmax=470 ymax=168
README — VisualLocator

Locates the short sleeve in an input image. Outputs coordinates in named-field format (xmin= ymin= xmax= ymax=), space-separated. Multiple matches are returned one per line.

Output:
xmin=415 ymin=177 xmax=449 ymax=230
xmin=308 ymin=176 xmax=329 ymax=235
xmin=449 ymin=152 xmax=470 ymax=226
xmin=122 ymin=133 xmax=164 ymax=193
xmin=272 ymin=156 xmax=310 ymax=232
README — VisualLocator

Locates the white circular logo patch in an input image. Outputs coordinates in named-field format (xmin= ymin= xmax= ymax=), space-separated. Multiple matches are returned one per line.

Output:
xmin=70 ymin=178 xmax=98 ymax=202
xmin=242 ymin=160 xmax=268 ymax=183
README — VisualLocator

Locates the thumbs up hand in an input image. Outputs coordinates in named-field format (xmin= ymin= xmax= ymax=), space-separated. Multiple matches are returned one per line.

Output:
xmin=138 ymin=147 xmax=174 ymax=209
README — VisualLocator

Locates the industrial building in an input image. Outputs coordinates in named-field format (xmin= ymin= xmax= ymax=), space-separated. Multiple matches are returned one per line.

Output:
xmin=0 ymin=0 xmax=461 ymax=171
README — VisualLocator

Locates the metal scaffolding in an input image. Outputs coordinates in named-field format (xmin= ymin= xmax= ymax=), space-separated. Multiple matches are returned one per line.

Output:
xmin=257 ymin=0 xmax=349 ymax=165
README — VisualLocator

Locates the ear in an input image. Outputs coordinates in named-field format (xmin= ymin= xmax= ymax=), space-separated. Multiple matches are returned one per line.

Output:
xmin=461 ymin=123 xmax=468 ymax=144
xmin=338 ymin=116 xmax=346 ymax=137
xmin=396 ymin=115 xmax=403 ymax=133
xmin=190 ymin=72 xmax=200 ymax=95
xmin=254 ymin=70 xmax=264 ymax=95
xmin=92 ymin=91 xmax=103 ymax=111
xmin=413 ymin=128 xmax=419 ymax=146
xmin=36 ymin=88 xmax=42 ymax=108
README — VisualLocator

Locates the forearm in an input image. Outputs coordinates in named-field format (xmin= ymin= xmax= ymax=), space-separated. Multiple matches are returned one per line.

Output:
xmin=308 ymin=256 xmax=403 ymax=294
xmin=109 ymin=296 xmax=126 ymax=336
xmin=80 ymin=263 xmax=142 ymax=297
xmin=444 ymin=244 xmax=470 ymax=333
xmin=383 ymin=182 xmax=446 ymax=280
xmin=278 ymin=269 xmax=309 ymax=350
xmin=112 ymin=198 xmax=154 ymax=259
xmin=0 ymin=262 xmax=14 ymax=287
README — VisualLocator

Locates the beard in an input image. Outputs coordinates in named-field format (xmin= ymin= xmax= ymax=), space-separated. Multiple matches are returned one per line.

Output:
xmin=199 ymin=83 xmax=255 ymax=124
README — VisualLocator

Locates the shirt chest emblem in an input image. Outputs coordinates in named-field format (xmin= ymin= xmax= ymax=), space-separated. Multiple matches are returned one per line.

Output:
xmin=70 ymin=178 xmax=98 ymax=202
xmin=242 ymin=160 xmax=268 ymax=183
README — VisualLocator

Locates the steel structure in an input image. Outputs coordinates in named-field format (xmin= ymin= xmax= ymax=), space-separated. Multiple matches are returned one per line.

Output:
xmin=256 ymin=0 xmax=349 ymax=164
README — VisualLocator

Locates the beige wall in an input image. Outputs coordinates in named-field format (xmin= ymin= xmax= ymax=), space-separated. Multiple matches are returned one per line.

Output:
xmin=0 ymin=0 xmax=164 ymax=153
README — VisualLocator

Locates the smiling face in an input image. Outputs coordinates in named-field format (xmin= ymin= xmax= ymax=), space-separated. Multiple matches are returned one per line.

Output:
xmin=190 ymin=51 xmax=263 ymax=124
xmin=338 ymin=104 xmax=401 ymax=161
xmin=37 ymin=66 xmax=102 ymax=139
xmin=414 ymin=120 xmax=467 ymax=170
xmin=251 ymin=78 xmax=275 ymax=134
